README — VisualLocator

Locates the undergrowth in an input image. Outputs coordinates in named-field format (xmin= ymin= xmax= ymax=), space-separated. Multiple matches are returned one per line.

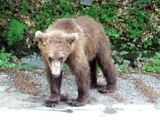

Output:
xmin=0 ymin=49 xmax=16 ymax=69
xmin=0 ymin=0 xmax=159 ymax=72
xmin=143 ymin=53 xmax=160 ymax=72
xmin=7 ymin=19 xmax=29 ymax=46
xmin=0 ymin=49 xmax=38 ymax=70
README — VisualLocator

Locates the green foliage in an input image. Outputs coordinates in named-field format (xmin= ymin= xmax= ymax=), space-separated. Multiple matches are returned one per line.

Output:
xmin=35 ymin=2 xmax=53 ymax=30
xmin=101 ymin=2 xmax=118 ymax=23
xmin=0 ymin=48 xmax=39 ymax=70
xmin=2 ymin=0 xmax=159 ymax=52
xmin=0 ymin=0 xmax=159 ymax=71
xmin=21 ymin=0 xmax=30 ymax=15
xmin=125 ymin=9 xmax=150 ymax=39
xmin=7 ymin=19 xmax=29 ymax=46
xmin=0 ymin=49 xmax=16 ymax=69
xmin=80 ymin=5 xmax=99 ymax=20
xmin=35 ymin=0 xmax=76 ymax=30
xmin=143 ymin=53 xmax=160 ymax=72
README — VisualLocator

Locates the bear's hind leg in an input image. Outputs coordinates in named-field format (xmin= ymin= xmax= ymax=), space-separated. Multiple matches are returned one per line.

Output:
xmin=89 ymin=58 xmax=97 ymax=88
xmin=44 ymin=66 xmax=62 ymax=107
xmin=96 ymin=40 xmax=116 ymax=93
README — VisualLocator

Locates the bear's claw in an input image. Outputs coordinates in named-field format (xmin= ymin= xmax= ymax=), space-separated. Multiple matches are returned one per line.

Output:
xmin=98 ymin=85 xmax=116 ymax=94
xmin=67 ymin=99 xmax=85 ymax=107
xmin=44 ymin=100 xmax=58 ymax=107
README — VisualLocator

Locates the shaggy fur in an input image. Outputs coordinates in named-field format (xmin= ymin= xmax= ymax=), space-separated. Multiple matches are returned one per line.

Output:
xmin=35 ymin=16 xmax=116 ymax=107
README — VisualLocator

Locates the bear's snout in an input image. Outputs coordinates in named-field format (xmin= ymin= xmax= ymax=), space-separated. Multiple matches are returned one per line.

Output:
xmin=50 ymin=61 xmax=62 ymax=78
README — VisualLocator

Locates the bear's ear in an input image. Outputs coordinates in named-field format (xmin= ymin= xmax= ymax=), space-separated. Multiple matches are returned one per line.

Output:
xmin=35 ymin=31 xmax=47 ymax=43
xmin=66 ymin=33 xmax=79 ymax=45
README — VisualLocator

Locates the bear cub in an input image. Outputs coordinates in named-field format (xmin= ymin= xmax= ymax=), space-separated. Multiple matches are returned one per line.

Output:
xmin=35 ymin=16 xmax=116 ymax=107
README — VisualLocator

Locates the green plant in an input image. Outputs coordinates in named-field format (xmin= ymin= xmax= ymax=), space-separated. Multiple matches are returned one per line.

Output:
xmin=35 ymin=1 xmax=76 ymax=30
xmin=0 ymin=49 xmax=40 ymax=70
xmin=21 ymin=0 xmax=30 ymax=15
xmin=7 ymin=19 xmax=29 ymax=46
xmin=0 ymin=49 xmax=16 ymax=69
xmin=100 ymin=2 xmax=118 ymax=23
xmin=35 ymin=2 xmax=53 ymax=30
xmin=80 ymin=5 xmax=99 ymax=20
xmin=0 ymin=0 xmax=159 ymax=68
xmin=143 ymin=52 xmax=160 ymax=72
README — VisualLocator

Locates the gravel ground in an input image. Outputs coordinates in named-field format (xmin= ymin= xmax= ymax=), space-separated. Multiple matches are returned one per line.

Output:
xmin=1 ymin=55 xmax=160 ymax=120
xmin=0 ymin=69 xmax=160 ymax=110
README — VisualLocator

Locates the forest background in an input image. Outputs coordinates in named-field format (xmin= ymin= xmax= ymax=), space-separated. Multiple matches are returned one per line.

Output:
xmin=0 ymin=0 xmax=159 ymax=72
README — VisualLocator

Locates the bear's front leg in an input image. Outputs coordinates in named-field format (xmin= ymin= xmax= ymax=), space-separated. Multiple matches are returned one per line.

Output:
xmin=67 ymin=63 xmax=90 ymax=107
xmin=44 ymin=66 xmax=62 ymax=107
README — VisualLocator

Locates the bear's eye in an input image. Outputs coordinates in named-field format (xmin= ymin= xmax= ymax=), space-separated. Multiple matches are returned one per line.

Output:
xmin=48 ymin=57 xmax=53 ymax=62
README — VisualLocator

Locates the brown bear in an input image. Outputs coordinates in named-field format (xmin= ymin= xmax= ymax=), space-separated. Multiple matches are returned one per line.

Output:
xmin=35 ymin=16 xmax=116 ymax=107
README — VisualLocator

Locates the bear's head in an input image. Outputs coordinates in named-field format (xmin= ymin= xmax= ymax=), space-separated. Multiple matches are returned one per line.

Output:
xmin=35 ymin=30 xmax=78 ymax=78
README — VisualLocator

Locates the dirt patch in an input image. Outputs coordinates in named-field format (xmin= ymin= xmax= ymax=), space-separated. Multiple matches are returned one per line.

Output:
xmin=117 ymin=73 xmax=128 ymax=80
xmin=108 ymin=93 xmax=124 ymax=102
xmin=135 ymin=79 xmax=160 ymax=102
xmin=144 ymin=73 xmax=160 ymax=79
xmin=14 ymin=72 xmax=41 ymax=95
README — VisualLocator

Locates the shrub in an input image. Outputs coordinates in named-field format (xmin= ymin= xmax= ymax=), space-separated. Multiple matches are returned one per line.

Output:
xmin=143 ymin=52 xmax=160 ymax=72
xmin=7 ymin=19 xmax=29 ymax=46
xmin=0 ymin=0 xmax=159 ymax=71
xmin=0 ymin=49 xmax=16 ymax=69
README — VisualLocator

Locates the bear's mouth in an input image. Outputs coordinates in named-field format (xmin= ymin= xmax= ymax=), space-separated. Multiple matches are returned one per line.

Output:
xmin=52 ymin=73 xmax=60 ymax=78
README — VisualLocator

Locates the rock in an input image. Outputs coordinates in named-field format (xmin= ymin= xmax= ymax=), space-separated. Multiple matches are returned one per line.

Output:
xmin=80 ymin=0 xmax=93 ymax=6
xmin=123 ymin=51 xmax=142 ymax=61
xmin=123 ymin=60 xmax=130 ymax=66
xmin=119 ymin=51 xmax=129 ymax=56
xmin=112 ymin=50 xmax=123 ymax=64
xmin=112 ymin=55 xmax=123 ymax=64
xmin=20 ymin=53 xmax=45 ymax=69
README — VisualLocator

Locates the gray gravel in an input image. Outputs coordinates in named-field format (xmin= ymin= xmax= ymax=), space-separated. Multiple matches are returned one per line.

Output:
xmin=0 ymin=69 xmax=160 ymax=110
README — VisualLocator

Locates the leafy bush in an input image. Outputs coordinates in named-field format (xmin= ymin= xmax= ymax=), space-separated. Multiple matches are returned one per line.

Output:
xmin=143 ymin=52 xmax=160 ymax=72
xmin=0 ymin=49 xmax=16 ymax=69
xmin=0 ymin=49 xmax=39 ymax=70
xmin=35 ymin=2 xmax=53 ymax=30
xmin=1 ymin=0 xmax=159 ymax=51
xmin=7 ymin=19 xmax=29 ymax=46
xmin=34 ymin=0 xmax=76 ymax=30
xmin=0 ymin=0 xmax=159 ymax=72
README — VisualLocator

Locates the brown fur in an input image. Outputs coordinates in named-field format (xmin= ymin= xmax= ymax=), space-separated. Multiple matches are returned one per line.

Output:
xmin=35 ymin=16 xmax=116 ymax=107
